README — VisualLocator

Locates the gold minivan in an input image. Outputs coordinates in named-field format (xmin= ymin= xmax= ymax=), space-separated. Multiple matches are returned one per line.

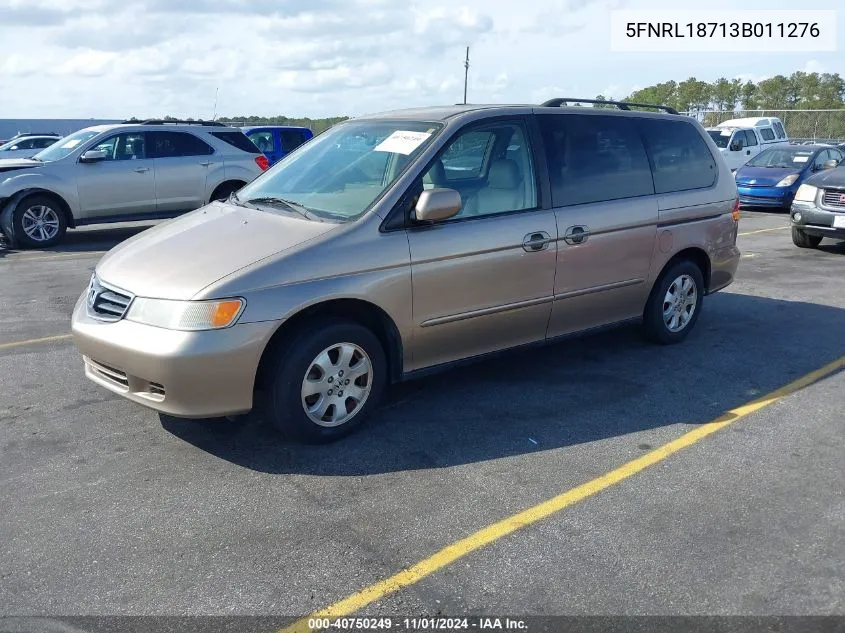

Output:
xmin=72 ymin=99 xmax=741 ymax=442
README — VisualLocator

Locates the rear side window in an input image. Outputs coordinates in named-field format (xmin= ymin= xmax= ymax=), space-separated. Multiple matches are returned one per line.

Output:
xmin=211 ymin=131 xmax=260 ymax=154
xmin=636 ymin=118 xmax=717 ymax=194
xmin=148 ymin=131 xmax=214 ymax=158
xmin=743 ymin=130 xmax=758 ymax=146
xmin=760 ymin=128 xmax=775 ymax=141
xmin=539 ymin=114 xmax=654 ymax=207
xmin=280 ymin=129 xmax=310 ymax=152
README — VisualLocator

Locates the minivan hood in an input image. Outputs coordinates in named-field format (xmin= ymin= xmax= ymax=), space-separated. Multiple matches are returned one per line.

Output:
xmin=95 ymin=202 xmax=339 ymax=300
xmin=734 ymin=166 xmax=800 ymax=186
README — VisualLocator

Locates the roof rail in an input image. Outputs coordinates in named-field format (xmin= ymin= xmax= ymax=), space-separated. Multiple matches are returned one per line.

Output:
xmin=11 ymin=132 xmax=60 ymax=138
xmin=120 ymin=119 xmax=228 ymax=127
xmin=540 ymin=97 xmax=679 ymax=115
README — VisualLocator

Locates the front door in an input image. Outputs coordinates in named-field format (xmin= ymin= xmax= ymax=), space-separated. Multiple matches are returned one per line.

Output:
xmin=75 ymin=132 xmax=157 ymax=219
xmin=406 ymin=118 xmax=558 ymax=371
xmin=537 ymin=113 xmax=658 ymax=337
xmin=148 ymin=131 xmax=213 ymax=213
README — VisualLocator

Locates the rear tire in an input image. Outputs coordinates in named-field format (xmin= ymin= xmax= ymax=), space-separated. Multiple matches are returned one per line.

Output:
xmin=210 ymin=181 xmax=245 ymax=203
xmin=264 ymin=319 xmax=387 ymax=443
xmin=791 ymin=227 xmax=822 ymax=248
xmin=643 ymin=260 xmax=704 ymax=345
xmin=12 ymin=194 xmax=68 ymax=248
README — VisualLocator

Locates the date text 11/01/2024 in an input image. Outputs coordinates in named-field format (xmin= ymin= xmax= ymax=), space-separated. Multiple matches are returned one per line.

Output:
xmin=625 ymin=22 xmax=820 ymax=38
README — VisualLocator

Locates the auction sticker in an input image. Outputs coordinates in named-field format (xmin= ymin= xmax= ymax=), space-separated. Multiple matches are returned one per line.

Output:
xmin=374 ymin=131 xmax=431 ymax=155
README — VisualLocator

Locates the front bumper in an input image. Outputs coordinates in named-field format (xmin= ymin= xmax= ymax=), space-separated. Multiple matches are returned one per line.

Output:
xmin=737 ymin=185 xmax=793 ymax=208
xmin=790 ymin=201 xmax=845 ymax=240
xmin=71 ymin=294 xmax=280 ymax=418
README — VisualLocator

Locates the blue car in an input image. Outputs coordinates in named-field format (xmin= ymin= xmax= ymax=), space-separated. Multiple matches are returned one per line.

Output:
xmin=241 ymin=125 xmax=314 ymax=166
xmin=735 ymin=144 xmax=844 ymax=210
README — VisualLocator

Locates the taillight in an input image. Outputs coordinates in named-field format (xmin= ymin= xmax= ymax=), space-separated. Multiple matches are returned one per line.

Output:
xmin=731 ymin=195 xmax=740 ymax=222
xmin=255 ymin=155 xmax=269 ymax=171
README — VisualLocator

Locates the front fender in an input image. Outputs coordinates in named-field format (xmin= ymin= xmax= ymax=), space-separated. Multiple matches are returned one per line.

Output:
xmin=0 ymin=171 xmax=80 ymax=221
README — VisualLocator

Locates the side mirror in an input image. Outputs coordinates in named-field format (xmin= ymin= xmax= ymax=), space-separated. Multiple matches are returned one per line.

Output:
xmin=80 ymin=149 xmax=108 ymax=163
xmin=823 ymin=159 xmax=839 ymax=170
xmin=729 ymin=142 xmax=742 ymax=152
xmin=413 ymin=188 xmax=462 ymax=223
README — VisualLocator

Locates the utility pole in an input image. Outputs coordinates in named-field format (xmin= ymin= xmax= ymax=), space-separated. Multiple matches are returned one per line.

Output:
xmin=463 ymin=47 xmax=470 ymax=105
xmin=212 ymin=87 xmax=219 ymax=121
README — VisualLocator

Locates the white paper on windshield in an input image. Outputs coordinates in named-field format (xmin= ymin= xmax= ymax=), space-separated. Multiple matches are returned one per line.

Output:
xmin=61 ymin=139 xmax=82 ymax=149
xmin=793 ymin=155 xmax=810 ymax=163
xmin=720 ymin=130 xmax=732 ymax=136
xmin=374 ymin=131 xmax=431 ymax=155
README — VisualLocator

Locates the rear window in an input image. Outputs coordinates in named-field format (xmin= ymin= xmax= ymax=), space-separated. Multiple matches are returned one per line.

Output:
xmin=280 ymin=129 xmax=310 ymax=152
xmin=637 ymin=119 xmax=717 ymax=194
xmin=211 ymin=131 xmax=260 ymax=154
xmin=760 ymin=128 xmax=776 ymax=141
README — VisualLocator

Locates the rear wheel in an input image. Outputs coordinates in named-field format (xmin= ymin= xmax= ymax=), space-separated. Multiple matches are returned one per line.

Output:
xmin=12 ymin=194 xmax=68 ymax=248
xmin=643 ymin=260 xmax=704 ymax=345
xmin=791 ymin=227 xmax=822 ymax=248
xmin=210 ymin=181 xmax=245 ymax=203
xmin=264 ymin=319 xmax=387 ymax=443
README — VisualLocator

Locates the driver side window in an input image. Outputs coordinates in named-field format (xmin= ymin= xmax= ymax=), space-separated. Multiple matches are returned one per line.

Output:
xmin=732 ymin=133 xmax=745 ymax=149
xmin=420 ymin=121 xmax=537 ymax=219
xmin=93 ymin=133 xmax=146 ymax=161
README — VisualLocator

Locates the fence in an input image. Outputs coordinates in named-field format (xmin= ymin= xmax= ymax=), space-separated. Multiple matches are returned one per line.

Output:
xmin=681 ymin=109 xmax=845 ymax=144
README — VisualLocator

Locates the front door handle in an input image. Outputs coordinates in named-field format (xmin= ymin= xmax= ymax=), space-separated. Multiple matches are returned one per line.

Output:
xmin=199 ymin=161 xmax=211 ymax=167
xmin=522 ymin=231 xmax=552 ymax=252
xmin=563 ymin=225 xmax=590 ymax=245
xmin=746 ymin=149 xmax=751 ymax=155
xmin=133 ymin=167 xmax=150 ymax=173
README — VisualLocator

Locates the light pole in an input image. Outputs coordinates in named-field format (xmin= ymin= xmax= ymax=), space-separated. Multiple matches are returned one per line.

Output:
xmin=463 ymin=47 xmax=470 ymax=105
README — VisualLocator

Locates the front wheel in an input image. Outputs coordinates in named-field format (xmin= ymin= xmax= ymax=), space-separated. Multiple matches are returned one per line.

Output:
xmin=643 ymin=261 xmax=704 ymax=345
xmin=264 ymin=320 xmax=387 ymax=443
xmin=12 ymin=194 xmax=68 ymax=248
xmin=792 ymin=227 xmax=822 ymax=248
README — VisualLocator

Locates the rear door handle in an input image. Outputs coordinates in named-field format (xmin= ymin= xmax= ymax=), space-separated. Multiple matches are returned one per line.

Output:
xmin=563 ymin=225 xmax=590 ymax=245
xmin=522 ymin=231 xmax=552 ymax=252
xmin=133 ymin=167 xmax=149 ymax=173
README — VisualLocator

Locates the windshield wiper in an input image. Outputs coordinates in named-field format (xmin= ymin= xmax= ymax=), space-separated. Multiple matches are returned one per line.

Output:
xmin=28 ymin=156 xmax=42 ymax=162
xmin=242 ymin=196 xmax=324 ymax=222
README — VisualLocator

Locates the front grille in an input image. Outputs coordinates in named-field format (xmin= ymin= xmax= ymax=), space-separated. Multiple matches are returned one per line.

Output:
xmin=822 ymin=189 xmax=845 ymax=208
xmin=88 ymin=358 xmax=129 ymax=388
xmin=86 ymin=275 xmax=133 ymax=322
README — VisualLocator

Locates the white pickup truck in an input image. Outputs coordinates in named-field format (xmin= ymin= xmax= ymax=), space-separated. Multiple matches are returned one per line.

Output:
xmin=705 ymin=117 xmax=790 ymax=171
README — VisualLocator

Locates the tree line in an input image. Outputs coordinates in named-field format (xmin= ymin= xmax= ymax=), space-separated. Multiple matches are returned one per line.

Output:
xmin=596 ymin=71 xmax=845 ymax=114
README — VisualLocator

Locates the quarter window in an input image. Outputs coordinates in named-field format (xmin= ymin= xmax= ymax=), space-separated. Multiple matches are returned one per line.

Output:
xmin=147 ymin=131 xmax=214 ymax=158
xmin=637 ymin=118 xmax=717 ymax=194
xmin=540 ymin=114 xmax=654 ymax=207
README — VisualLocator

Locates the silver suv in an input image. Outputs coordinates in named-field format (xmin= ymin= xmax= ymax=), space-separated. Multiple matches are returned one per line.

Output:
xmin=0 ymin=120 xmax=267 ymax=248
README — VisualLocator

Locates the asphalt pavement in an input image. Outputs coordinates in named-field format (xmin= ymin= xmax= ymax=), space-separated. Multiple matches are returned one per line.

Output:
xmin=1 ymin=212 xmax=843 ymax=624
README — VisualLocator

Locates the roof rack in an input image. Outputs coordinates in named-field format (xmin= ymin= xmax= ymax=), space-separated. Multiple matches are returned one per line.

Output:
xmin=540 ymin=97 xmax=679 ymax=115
xmin=120 ymin=119 xmax=228 ymax=127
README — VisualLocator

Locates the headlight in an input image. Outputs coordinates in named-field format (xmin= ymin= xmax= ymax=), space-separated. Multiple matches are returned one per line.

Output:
xmin=125 ymin=298 xmax=245 ymax=330
xmin=775 ymin=174 xmax=800 ymax=187
xmin=794 ymin=184 xmax=818 ymax=202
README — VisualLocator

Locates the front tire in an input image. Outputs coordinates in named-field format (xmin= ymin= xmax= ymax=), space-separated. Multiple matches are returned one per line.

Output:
xmin=265 ymin=319 xmax=387 ymax=443
xmin=643 ymin=260 xmax=704 ymax=345
xmin=792 ymin=227 xmax=822 ymax=248
xmin=12 ymin=194 xmax=68 ymax=248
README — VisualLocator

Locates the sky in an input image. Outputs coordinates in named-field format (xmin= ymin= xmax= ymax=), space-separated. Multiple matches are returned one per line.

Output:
xmin=0 ymin=0 xmax=842 ymax=119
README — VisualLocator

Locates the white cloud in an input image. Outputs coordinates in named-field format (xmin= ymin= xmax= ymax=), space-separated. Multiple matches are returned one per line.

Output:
xmin=0 ymin=0 xmax=843 ymax=119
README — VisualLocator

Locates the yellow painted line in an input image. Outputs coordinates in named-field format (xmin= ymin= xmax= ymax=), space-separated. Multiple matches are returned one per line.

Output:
xmin=280 ymin=355 xmax=845 ymax=633
xmin=0 ymin=251 xmax=107 ymax=263
xmin=739 ymin=226 xmax=789 ymax=236
xmin=0 ymin=334 xmax=73 ymax=351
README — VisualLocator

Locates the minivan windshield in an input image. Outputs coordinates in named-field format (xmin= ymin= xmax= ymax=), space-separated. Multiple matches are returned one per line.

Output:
xmin=747 ymin=147 xmax=815 ymax=168
xmin=31 ymin=130 xmax=99 ymax=162
xmin=707 ymin=129 xmax=733 ymax=148
xmin=235 ymin=120 xmax=443 ymax=221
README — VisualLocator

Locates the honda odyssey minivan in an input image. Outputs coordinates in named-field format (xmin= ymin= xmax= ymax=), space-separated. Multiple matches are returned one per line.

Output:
xmin=71 ymin=99 xmax=741 ymax=442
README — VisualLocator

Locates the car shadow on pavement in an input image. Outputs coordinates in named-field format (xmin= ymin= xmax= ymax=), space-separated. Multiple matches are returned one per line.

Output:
xmin=0 ymin=223 xmax=155 ymax=258
xmin=160 ymin=291 xmax=845 ymax=476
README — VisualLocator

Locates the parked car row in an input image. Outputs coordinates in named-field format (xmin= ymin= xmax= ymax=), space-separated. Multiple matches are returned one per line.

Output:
xmin=0 ymin=121 xmax=316 ymax=248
